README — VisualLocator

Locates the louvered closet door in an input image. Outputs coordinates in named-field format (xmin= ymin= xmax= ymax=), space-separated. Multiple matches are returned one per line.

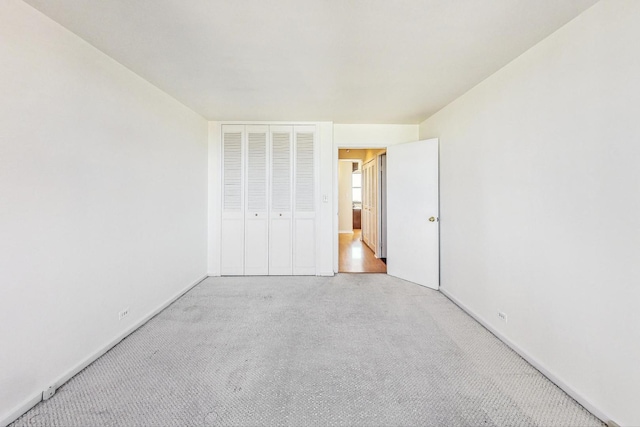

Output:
xmin=221 ymin=125 xmax=245 ymax=275
xmin=293 ymin=126 xmax=317 ymax=275
xmin=269 ymin=126 xmax=293 ymax=275
xmin=244 ymin=126 xmax=269 ymax=275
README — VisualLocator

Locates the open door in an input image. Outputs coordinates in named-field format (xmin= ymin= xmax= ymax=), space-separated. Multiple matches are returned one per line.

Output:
xmin=386 ymin=139 xmax=439 ymax=289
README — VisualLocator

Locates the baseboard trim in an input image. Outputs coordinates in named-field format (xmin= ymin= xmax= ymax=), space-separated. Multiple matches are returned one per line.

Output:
xmin=317 ymin=271 xmax=335 ymax=277
xmin=1 ymin=393 xmax=41 ymax=427
xmin=338 ymin=230 xmax=354 ymax=234
xmin=439 ymin=287 xmax=614 ymax=426
xmin=0 ymin=274 xmax=208 ymax=427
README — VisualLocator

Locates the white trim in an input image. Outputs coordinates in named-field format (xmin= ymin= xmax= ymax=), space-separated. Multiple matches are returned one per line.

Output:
xmin=439 ymin=287 xmax=614 ymax=427
xmin=216 ymin=121 xmax=320 ymax=125
xmin=333 ymin=143 xmax=339 ymax=273
xmin=338 ymin=230 xmax=354 ymax=234
xmin=1 ymin=274 xmax=208 ymax=427
xmin=313 ymin=124 xmax=321 ymax=276
xmin=316 ymin=271 xmax=335 ymax=277
xmin=1 ymin=393 xmax=41 ymax=427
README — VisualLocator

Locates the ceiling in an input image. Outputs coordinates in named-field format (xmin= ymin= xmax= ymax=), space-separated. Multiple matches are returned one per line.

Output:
xmin=23 ymin=0 xmax=598 ymax=123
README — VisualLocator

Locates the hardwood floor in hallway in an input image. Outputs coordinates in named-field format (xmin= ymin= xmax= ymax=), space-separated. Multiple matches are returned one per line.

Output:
xmin=339 ymin=229 xmax=387 ymax=273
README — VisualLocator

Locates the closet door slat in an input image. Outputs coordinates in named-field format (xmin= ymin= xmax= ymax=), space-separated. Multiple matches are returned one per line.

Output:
xmin=295 ymin=132 xmax=315 ymax=212
xmin=247 ymin=131 xmax=268 ymax=212
xmin=223 ymin=131 xmax=243 ymax=212
xmin=271 ymin=132 xmax=292 ymax=212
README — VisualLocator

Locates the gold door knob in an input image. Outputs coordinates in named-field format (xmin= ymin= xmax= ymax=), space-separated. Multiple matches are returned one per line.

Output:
xmin=429 ymin=216 xmax=436 ymax=222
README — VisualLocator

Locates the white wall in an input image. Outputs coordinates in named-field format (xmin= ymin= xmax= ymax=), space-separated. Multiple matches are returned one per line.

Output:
xmin=334 ymin=124 xmax=418 ymax=148
xmin=0 ymin=1 xmax=208 ymax=424
xmin=419 ymin=1 xmax=640 ymax=425
xmin=338 ymin=161 xmax=354 ymax=233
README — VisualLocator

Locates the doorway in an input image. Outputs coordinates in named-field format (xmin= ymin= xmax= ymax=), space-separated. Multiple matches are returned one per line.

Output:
xmin=334 ymin=139 xmax=440 ymax=289
xmin=338 ymin=149 xmax=387 ymax=273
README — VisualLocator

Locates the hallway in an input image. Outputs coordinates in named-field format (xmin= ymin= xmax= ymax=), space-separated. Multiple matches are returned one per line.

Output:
xmin=339 ymin=230 xmax=387 ymax=273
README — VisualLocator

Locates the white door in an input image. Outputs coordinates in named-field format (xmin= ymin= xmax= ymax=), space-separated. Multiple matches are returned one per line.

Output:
xmin=293 ymin=126 xmax=316 ymax=275
xmin=220 ymin=125 xmax=245 ymax=275
xmin=244 ymin=126 xmax=269 ymax=275
xmin=269 ymin=126 xmax=293 ymax=275
xmin=386 ymin=139 xmax=439 ymax=289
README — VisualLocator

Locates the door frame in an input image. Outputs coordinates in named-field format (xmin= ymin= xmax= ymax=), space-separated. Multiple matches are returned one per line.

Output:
xmin=333 ymin=140 xmax=440 ymax=279
xmin=378 ymin=153 xmax=387 ymax=260
xmin=333 ymin=143 xmax=388 ymax=273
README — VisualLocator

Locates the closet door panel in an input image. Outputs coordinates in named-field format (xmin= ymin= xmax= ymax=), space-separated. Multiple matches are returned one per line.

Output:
xmin=244 ymin=218 xmax=268 ymax=274
xmin=270 ymin=217 xmax=292 ymax=273
xmin=220 ymin=219 xmax=244 ymax=275
xmin=244 ymin=126 xmax=269 ymax=275
xmin=221 ymin=125 xmax=245 ymax=275
xmin=293 ymin=126 xmax=316 ymax=275
xmin=269 ymin=126 xmax=293 ymax=275
xmin=293 ymin=218 xmax=315 ymax=274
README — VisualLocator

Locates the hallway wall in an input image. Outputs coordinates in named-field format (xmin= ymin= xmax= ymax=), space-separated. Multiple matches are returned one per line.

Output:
xmin=419 ymin=1 xmax=640 ymax=425
xmin=338 ymin=161 xmax=354 ymax=233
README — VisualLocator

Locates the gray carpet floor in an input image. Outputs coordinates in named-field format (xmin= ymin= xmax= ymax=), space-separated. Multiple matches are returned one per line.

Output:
xmin=12 ymin=274 xmax=602 ymax=427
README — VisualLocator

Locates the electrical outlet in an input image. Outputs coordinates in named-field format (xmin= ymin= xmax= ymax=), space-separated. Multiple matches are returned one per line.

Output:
xmin=498 ymin=312 xmax=508 ymax=323
xmin=43 ymin=385 xmax=56 ymax=400
xmin=118 ymin=307 xmax=130 ymax=320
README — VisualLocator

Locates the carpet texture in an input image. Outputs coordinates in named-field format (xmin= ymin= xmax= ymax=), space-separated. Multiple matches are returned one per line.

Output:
xmin=12 ymin=274 xmax=602 ymax=426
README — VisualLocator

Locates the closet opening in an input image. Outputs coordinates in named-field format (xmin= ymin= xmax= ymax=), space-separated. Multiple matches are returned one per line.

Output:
xmin=338 ymin=148 xmax=387 ymax=273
